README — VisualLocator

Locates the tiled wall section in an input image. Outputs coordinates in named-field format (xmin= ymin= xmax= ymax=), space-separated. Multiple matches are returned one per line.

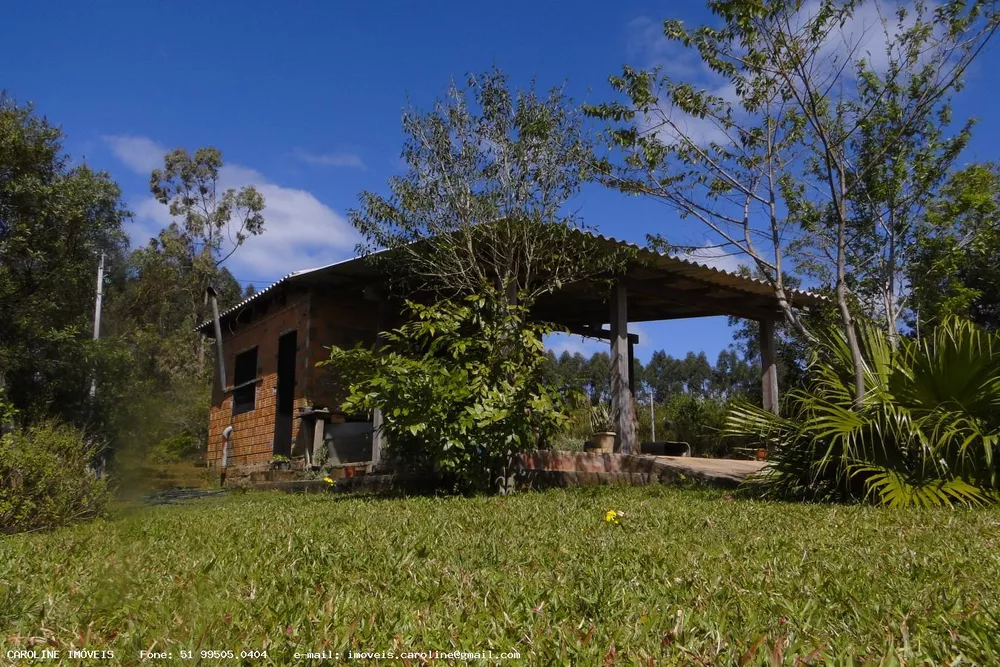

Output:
xmin=206 ymin=293 xmax=311 ymax=467
xmin=205 ymin=286 xmax=406 ymax=468
xmin=306 ymin=291 xmax=384 ymax=409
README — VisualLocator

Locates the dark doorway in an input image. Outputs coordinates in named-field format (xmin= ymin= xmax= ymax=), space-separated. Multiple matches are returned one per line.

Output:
xmin=272 ymin=331 xmax=297 ymax=457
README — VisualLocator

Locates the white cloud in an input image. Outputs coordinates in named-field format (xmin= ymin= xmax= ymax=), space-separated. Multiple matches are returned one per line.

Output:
xmin=800 ymin=0 xmax=921 ymax=75
xmin=111 ymin=136 xmax=358 ymax=281
xmin=102 ymin=135 xmax=167 ymax=174
xmin=679 ymin=241 xmax=745 ymax=274
xmin=214 ymin=164 xmax=358 ymax=277
xmin=294 ymin=149 xmax=365 ymax=169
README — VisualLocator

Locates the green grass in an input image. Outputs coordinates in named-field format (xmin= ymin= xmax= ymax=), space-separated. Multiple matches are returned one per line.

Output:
xmin=2 ymin=487 xmax=999 ymax=665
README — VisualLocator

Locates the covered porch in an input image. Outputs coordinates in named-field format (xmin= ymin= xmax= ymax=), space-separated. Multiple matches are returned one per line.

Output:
xmin=529 ymin=233 xmax=822 ymax=455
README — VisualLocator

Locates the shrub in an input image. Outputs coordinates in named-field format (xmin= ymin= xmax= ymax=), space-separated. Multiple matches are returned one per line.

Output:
xmin=321 ymin=287 xmax=568 ymax=493
xmin=0 ymin=422 xmax=111 ymax=534
xmin=725 ymin=317 xmax=1000 ymax=506
xmin=148 ymin=433 xmax=201 ymax=463
xmin=658 ymin=394 xmax=732 ymax=457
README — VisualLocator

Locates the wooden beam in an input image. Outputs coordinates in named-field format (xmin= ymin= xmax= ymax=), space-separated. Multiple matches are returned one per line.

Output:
xmin=624 ymin=279 xmax=783 ymax=321
xmin=760 ymin=318 xmax=779 ymax=414
xmin=610 ymin=282 xmax=637 ymax=454
xmin=563 ymin=323 xmax=639 ymax=344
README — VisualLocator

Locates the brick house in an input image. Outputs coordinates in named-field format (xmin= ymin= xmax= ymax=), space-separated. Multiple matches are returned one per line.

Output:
xmin=196 ymin=233 xmax=823 ymax=477
xmin=197 ymin=257 xmax=395 ymax=474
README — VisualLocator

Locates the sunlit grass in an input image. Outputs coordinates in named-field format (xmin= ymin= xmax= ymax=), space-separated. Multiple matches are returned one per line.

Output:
xmin=2 ymin=487 xmax=999 ymax=664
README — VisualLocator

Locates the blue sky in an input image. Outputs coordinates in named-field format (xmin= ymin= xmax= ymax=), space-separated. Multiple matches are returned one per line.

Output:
xmin=4 ymin=1 xmax=1000 ymax=364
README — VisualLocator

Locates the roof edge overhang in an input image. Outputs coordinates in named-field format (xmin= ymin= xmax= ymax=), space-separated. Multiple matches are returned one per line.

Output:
xmin=195 ymin=229 xmax=827 ymax=335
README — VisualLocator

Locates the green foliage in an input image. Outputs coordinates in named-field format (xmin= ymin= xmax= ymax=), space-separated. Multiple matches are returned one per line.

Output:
xmin=4 ymin=488 xmax=1000 ymax=662
xmin=588 ymin=0 xmax=998 ymax=402
xmin=321 ymin=287 xmax=568 ymax=493
xmin=588 ymin=402 xmax=613 ymax=433
xmin=909 ymin=163 xmax=1000 ymax=330
xmin=351 ymin=67 xmax=631 ymax=305
xmin=0 ymin=96 xmax=130 ymax=428
xmin=0 ymin=422 xmax=111 ymax=534
xmin=101 ymin=148 xmax=260 ymax=473
xmin=657 ymin=394 xmax=730 ymax=457
xmin=726 ymin=318 xmax=1000 ymax=506
xmin=150 ymin=147 xmax=264 ymax=266
xmin=148 ymin=433 xmax=202 ymax=464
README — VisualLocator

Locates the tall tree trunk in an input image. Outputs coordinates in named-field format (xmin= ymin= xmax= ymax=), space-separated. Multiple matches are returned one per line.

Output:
xmin=885 ymin=227 xmax=899 ymax=350
xmin=835 ymin=175 xmax=866 ymax=408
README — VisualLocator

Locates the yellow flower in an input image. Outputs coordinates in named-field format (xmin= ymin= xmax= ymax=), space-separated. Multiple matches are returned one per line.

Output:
xmin=604 ymin=509 xmax=622 ymax=526
xmin=323 ymin=476 xmax=335 ymax=486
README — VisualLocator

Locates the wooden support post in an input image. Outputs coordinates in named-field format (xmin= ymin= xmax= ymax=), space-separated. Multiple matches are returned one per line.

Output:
xmin=760 ymin=318 xmax=779 ymax=414
xmin=371 ymin=409 xmax=383 ymax=470
xmin=627 ymin=338 xmax=635 ymax=395
xmin=310 ymin=415 xmax=326 ymax=468
xmin=610 ymin=282 xmax=637 ymax=454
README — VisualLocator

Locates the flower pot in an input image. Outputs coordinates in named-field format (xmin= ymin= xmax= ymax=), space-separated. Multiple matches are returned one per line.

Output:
xmin=591 ymin=432 xmax=616 ymax=453
xmin=755 ymin=448 xmax=767 ymax=460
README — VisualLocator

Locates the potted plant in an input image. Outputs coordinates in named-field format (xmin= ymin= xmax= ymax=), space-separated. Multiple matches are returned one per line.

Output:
xmin=588 ymin=403 xmax=616 ymax=453
xmin=271 ymin=454 xmax=291 ymax=471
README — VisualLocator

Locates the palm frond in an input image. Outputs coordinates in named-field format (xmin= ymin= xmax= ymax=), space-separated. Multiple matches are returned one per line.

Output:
xmin=732 ymin=317 xmax=1000 ymax=507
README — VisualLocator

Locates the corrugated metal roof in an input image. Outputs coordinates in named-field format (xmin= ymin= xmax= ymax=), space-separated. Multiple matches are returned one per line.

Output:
xmin=195 ymin=255 xmax=364 ymax=332
xmin=196 ymin=228 xmax=825 ymax=332
xmin=577 ymin=228 xmax=825 ymax=301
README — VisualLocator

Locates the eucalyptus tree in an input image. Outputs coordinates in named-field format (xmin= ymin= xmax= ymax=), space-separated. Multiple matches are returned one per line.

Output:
xmin=149 ymin=147 xmax=265 ymax=368
xmin=588 ymin=0 xmax=998 ymax=406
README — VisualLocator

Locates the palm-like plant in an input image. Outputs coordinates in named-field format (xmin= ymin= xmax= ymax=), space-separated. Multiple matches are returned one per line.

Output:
xmin=725 ymin=317 xmax=1000 ymax=506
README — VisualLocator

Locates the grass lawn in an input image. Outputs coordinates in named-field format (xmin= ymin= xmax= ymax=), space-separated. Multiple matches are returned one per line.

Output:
xmin=2 ymin=486 xmax=999 ymax=665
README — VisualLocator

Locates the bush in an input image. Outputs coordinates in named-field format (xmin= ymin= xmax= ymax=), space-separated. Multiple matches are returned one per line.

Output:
xmin=0 ymin=422 xmax=111 ymax=534
xmin=148 ymin=433 xmax=202 ymax=463
xmin=658 ymin=394 xmax=731 ymax=457
xmin=321 ymin=288 xmax=568 ymax=493
xmin=725 ymin=317 xmax=1000 ymax=506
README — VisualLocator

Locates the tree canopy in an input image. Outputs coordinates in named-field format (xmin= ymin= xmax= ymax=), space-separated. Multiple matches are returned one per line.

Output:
xmin=0 ymin=97 xmax=130 ymax=426
xmin=351 ymin=68 xmax=630 ymax=307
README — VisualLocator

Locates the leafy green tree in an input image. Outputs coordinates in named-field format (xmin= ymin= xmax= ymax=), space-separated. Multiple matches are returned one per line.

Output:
xmin=0 ymin=97 xmax=129 ymax=428
xmin=710 ymin=348 xmax=757 ymax=400
xmin=909 ymin=163 xmax=1000 ymax=331
xmin=149 ymin=147 xmax=264 ymax=369
xmin=587 ymin=0 xmax=998 ymax=405
xmin=645 ymin=350 xmax=682 ymax=402
xmin=583 ymin=351 xmax=612 ymax=404
xmin=322 ymin=287 xmax=568 ymax=493
xmin=351 ymin=67 xmax=630 ymax=308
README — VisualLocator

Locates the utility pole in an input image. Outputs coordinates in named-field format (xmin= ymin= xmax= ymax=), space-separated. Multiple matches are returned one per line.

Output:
xmin=649 ymin=389 xmax=656 ymax=442
xmin=89 ymin=252 xmax=105 ymax=397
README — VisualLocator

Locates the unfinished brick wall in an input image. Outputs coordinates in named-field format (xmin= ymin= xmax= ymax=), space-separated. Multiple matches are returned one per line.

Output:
xmin=205 ymin=284 xmax=403 ymax=469
xmin=206 ymin=292 xmax=311 ymax=468
xmin=306 ymin=290 xmax=384 ymax=410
